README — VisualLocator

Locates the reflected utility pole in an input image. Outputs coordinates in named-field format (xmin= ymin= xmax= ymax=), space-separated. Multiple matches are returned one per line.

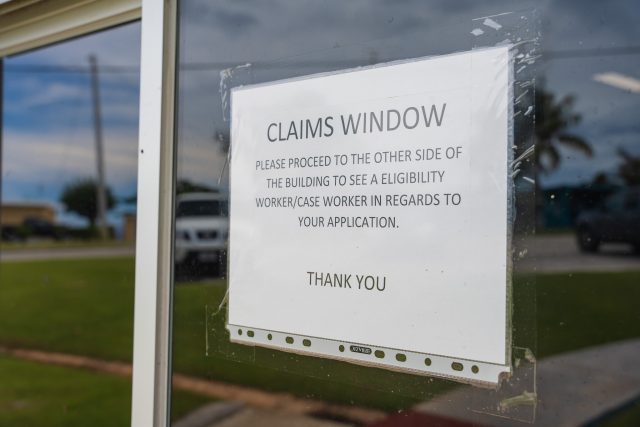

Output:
xmin=89 ymin=54 xmax=108 ymax=239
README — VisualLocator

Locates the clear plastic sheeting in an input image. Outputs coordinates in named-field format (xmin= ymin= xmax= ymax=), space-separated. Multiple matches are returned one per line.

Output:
xmin=175 ymin=7 xmax=538 ymax=398
xmin=226 ymin=46 xmax=514 ymax=386
xmin=469 ymin=9 xmax=540 ymax=421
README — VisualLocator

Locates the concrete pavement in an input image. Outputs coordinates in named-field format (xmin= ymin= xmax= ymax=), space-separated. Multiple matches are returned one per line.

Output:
xmin=415 ymin=339 xmax=640 ymax=426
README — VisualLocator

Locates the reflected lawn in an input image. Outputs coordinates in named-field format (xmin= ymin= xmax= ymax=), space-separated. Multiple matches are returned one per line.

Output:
xmin=536 ymin=271 xmax=640 ymax=358
xmin=1 ymin=257 xmax=639 ymax=412
xmin=0 ymin=257 xmax=135 ymax=361
xmin=1 ymin=239 xmax=131 ymax=252
xmin=0 ymin=354 xmax=134 ymax=427
xmin=172 ymin=270 xmax=640 ymax=411
xmin=0 ymin=354 xmax=209 ymax=426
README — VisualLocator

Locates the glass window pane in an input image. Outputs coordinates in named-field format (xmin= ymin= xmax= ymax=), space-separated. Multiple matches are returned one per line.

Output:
xmin=170 ymin=1 xmax=640 ymax=426
xmin=0 ymin=23 xmax=145 ymax=426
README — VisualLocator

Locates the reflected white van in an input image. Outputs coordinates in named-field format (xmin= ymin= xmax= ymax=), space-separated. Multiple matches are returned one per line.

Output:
xmin=174 ymin=192 xmax=229 ymax=265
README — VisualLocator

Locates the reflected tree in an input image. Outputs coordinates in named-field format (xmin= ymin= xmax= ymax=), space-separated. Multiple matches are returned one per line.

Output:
xmin=214 ymin=128 xmax=230 ymax=155
xmin=176 ymin=179 xmax=220 ymax=194
xmin=60 ymin=178 xmax=115 ymax=227
xmin=617 ymin=148 xmax=640 ymax=186
xmin=535 ymin=88 xmax=592 ymax=173
xmin=591 ymin=171 xmax=610 ymax=186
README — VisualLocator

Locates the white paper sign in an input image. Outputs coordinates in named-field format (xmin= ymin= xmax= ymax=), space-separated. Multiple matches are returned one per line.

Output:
xmin=228 ymin=47 xmax=511 ymax=384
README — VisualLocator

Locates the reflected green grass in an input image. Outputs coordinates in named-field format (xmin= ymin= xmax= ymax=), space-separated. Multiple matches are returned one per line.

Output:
xmin=535 ymin=271 xmax=640 ymax=358
xmin=0 ymin=257 xmax=208 ymax=425
xmin=1 ymin=239 xmax=131 ymax=252
xmin=0 ymin=257 xmax=135 ymax=361
xmin=0 ymin=257 xmax=639 ymax=415
xmin=172 ymin=278 xmax=453 ymax=411
xmin=171 ymin=270 xmax=640 ymax=411
xmin=0 ymin=354 xmax=209 ymax=427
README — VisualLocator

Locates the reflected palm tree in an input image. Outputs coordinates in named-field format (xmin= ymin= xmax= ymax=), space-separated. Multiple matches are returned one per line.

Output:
xmin=535 ymin=89 xmax=592 ymax=173
xmin=618 ymin=148 xmax=640 ymax=186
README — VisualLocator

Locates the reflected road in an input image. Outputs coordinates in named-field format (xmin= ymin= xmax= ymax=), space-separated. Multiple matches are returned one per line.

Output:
xmin=2 ymin=235 xmax=639 ymax=274
xmin=0 ymin=245 xmax=134 ymax=262
xmin=522 ymin=234 xmax=640 ymax=273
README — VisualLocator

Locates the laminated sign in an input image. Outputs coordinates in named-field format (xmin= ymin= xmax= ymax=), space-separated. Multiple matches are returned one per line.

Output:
xmin=228 ymin=46 xmax=512 ymax=385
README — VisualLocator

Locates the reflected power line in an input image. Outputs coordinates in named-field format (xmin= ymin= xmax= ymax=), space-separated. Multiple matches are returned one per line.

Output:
xmin=3 ymin=45 xmax=640 ymax=74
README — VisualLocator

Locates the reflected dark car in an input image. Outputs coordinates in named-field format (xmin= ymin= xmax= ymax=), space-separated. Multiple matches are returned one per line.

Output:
xmin=0 ymin=225 xmax=21 ymax=241
xmin=0 ymin=217 xmax=62 ymax=242
xmin=576 ymin=188 xmax=640 ymax=252
xmin=22 ymin=217 xmax=63 ymax=240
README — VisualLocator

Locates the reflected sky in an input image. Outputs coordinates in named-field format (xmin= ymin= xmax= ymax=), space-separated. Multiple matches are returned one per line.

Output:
xmin=2 ymin=1 xmax=639 ymax=227
xmin=173 ymin=0 xmax=640 ymax=190
xmin=2 ymin=22 xmax=140 ymax=228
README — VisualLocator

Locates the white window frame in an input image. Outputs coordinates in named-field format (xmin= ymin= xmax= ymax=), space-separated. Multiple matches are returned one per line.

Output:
xmin=131 ymin=1 xmax=177 ymax=426
xmin=0 ymin=1 xmax=176 ymax=426
xmin=0 ymin=0 xmax=141 ymax=56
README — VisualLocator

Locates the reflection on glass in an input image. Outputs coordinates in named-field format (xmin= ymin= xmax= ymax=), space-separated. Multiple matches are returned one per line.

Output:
xmin=169 ymin=1 xmax=640 ymax=426
xmin=175 ymin=192 xmax=229 ymax=279
xmin=0 ymin=23 xmax=143 ymax=426
xmin=575 ymin=188 xmax=640 ymax=253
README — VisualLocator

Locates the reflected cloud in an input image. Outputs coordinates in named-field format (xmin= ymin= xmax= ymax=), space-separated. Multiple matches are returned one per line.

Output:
xmin=3 ymin=22 xmax=141 ymax=220
xmin=2 ymin=130 xmax=138 ymax=200
xmin=15 ymin=82 xmax=87 ymax=109
xmin=593 ymin=71 xmax=640 ymax=93
xmin=173 ymin=0 xmax=640 ymax=193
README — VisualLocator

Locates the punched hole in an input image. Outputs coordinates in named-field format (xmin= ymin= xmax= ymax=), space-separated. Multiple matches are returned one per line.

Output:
xmin=303 ymin=339 xmax=311 ymax=347
xmin=237 ymin=329 xmax=242 ymax=336
xmin=285 ymin=336 xmax=294 ymax=344
xmin=247 ymin=330 xmax=254 ymax=338
xmin=424 ymin=358 xmax=432 ymax=366
xmin=267 ymin=334 xmax=272 ymax=341
xmin=395 ymin=353 xmax=407 ymax=362
xmin=339 ymin=345 xmax=345 ymax=352
xmin=451 ymin=362 xmax=464 ymax=371
xmin=472 ymin=365 xmax=479 ymax=374
xmin=374 ymin=350 xmax=385 ymax=359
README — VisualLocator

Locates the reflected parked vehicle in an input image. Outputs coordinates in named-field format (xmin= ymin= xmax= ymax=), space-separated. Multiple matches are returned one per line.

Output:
xmin=1 ymin=217 xmax=63 ymax=241
xmin=174 ymin=192 xmax=229 ymax=268
xmin=576 ymin=188 xmax=640 ymax=253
